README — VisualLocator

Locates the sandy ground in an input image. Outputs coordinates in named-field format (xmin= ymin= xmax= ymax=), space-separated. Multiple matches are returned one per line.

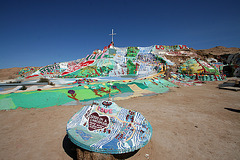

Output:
xmin=0 ymin=67 xmax=23 ymax=81
xmin=0 ymin=81 xmax=239 ymax=160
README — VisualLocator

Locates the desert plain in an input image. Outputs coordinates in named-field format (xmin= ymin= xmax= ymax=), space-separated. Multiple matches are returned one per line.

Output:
xmin=0 ymin=79 xmax=239 ymax=160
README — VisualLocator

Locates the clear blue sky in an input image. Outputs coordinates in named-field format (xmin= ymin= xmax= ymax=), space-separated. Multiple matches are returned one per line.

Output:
xmin=1 ymin=0 xmax=240 ymax=69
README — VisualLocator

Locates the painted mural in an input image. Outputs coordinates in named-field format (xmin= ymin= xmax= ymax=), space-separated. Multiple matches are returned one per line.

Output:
xmin=154 ymin=45 xmax=188 ymax=51
xmin=67 ymin=101 xmax=152 ymax=154
xmin=17 ymin=67 xmax=37 ymax=77
xmin=178 ymin=59 xmax=218 ymax=75
xmin=152 ymin=45 xmax=197 ymax=57
xmin=39 ymin=64 xmax=61 ymax=74
xmin=62 ymin=60 xmax=95 ymax=76
xmin=26 ymin=43 xmax=206 ymax=79
xmin=0 ymin=43 xmax=226 ymax=112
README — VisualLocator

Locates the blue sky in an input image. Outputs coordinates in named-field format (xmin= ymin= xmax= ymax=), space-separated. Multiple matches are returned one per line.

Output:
xmin=0 ymin=0 xmax=240 ymax=69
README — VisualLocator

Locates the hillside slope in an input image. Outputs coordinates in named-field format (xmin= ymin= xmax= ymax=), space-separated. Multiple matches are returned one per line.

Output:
xmin=0 ymin=46 xmax=239 ymax=80
xmin=196 ymin=46 xmax=240 ymax=56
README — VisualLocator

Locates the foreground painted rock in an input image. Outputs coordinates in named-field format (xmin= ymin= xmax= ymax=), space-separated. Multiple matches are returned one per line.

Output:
xmin=67 ymin=101 xmax=152 ymax=154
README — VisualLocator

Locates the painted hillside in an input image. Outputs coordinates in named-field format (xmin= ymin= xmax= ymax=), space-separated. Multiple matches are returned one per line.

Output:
xmin=26 ymin=44 xmax=195 ymax=79
xmin=1 ymin=44 xmax=239 ymax=80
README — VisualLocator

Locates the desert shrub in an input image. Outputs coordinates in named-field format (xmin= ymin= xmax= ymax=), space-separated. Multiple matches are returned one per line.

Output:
xmin=37 ymin=78 xmax=49 ymax=83
xmin=19 ymin=85 xmax=27 ymax=90
xmin=48 ymin=82 xmax=55 ymax=86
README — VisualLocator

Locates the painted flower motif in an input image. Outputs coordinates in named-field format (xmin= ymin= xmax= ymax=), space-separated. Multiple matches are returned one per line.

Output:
xmin=68 ymin=90 xmax=75 ymax=94
xmin=111 ymin=85 xmax=121 ymax=92
xmin=67 ymin=90 xmax=78 ymax=101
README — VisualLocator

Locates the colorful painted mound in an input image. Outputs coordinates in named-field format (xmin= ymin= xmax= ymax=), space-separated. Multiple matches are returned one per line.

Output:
xmin=26 ymin=44 xmax=195 ymax=79
xmin=17 ymin=67 xmax=37 ymax=76
xmin=178 ymin=58 xmax=219 ymax=75
xmin=67 ymin=100 xmax=152 ymax=154
xmin=0 ymin=77 xmax=175 ymax=110
xmin=169 ymin=72 xmax=226 ymax=87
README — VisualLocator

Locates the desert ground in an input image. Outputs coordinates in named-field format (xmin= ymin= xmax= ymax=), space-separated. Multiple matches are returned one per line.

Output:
xmin=0 ymin=80 xmax=239 ymax=160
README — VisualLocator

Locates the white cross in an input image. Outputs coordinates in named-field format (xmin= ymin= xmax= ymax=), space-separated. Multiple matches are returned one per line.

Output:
xmin=109 ymin=29 xmax=116 ymax=42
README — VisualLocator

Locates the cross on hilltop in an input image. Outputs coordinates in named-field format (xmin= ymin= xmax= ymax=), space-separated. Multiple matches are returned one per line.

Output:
xmin=109 ymin=29 xmax=116 ymax=43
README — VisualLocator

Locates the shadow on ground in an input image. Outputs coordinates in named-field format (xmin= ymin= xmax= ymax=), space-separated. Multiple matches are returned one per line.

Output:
xmin=112 ymin=149 xmax=139 ymax=159
xmin=224 ymin=108 xmax=240 ymax=113
xmin=62 ymin=134 xmax=140 ymax=159
xmin=63 ymin=135 xmax=77 ymax=160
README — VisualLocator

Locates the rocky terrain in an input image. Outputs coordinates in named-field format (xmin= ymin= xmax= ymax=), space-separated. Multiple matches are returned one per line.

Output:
xmin=0 ymin=67 xmax=23 ymax=81
xmin=196 ymin=46 xmax=240 ymax=56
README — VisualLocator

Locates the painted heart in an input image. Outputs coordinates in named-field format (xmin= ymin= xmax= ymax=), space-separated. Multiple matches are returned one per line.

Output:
xmin=88 ymin=112 xmax=109 ymax=131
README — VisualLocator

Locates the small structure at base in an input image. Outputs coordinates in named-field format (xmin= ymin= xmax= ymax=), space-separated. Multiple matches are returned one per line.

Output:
xmin=218 ymin=80 xmax=240 ymax=91
xmin=76 ymin=148 xmax=116 ymax=160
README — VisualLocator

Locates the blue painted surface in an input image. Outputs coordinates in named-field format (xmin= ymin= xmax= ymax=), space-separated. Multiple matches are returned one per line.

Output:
xmin=67 ymin=101 xmax=152 ymax=154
